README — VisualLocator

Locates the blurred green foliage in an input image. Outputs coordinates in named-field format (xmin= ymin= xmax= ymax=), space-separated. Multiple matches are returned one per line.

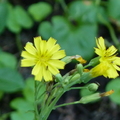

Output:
xmin=0 ymin=0 xmax=120 ymax=119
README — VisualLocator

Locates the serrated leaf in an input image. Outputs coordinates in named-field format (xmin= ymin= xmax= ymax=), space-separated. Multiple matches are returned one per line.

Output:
xmin=14 ymin=6 xmax=33 ymax=29
xmin=28 ymin=2 xmax=52 ymax=21
xmin=38 ymin=16 xmax=97 ymax=60
xmin=0 ymin=51 xmax=17 ymax=69
xmin=0 ymin=68 xmax=25 ymax=92
xmin=106 ymin=78 xmax=120 ymax=105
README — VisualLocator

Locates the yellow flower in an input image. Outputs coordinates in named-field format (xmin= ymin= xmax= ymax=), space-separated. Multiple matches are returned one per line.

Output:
xmin=21 ymin=36 xmax=66 ymax=81
xmin=91 ymin=37 xmax=120 ymax=78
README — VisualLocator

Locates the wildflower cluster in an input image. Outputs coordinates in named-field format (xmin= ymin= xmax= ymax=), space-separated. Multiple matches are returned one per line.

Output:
xmin=21 ymin=36 xmax=120 ymax=120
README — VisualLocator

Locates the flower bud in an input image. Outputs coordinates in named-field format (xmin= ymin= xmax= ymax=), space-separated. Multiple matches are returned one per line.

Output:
xmin=79 ymin=93 xmax=100 ymax=104
xmin=62 ymin=56 xmax=72 ymax=64
xmin=76 ymin=64 xmax=83 ymax=76
xmin=87 ymin=57 xmax=100 ymax=67
xmin=87 ymin=83 xmax=99 ymax=92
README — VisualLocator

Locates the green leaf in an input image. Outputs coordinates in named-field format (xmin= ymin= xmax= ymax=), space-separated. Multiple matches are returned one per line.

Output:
xmin=10 ymin=98 xmax=34 ymax=111
xmin=0 ymin=68 xmax=25 ymax=92
xmin=0 ymin=51 xmax=17 ymax=69
xmin=0 ymin=2 xmax=8 ymax=34
xmin=14 ymin=6 xmax=33 ymax=29
xmin=107 ymin=0 xmax=120 ymax=19
xmin=10 ymin=111 xmax=34 ymax=120
xmin=6 ymin=4 xmax=21 ymax=33
xmin=68 ymin=1 xmax=97 ymax=23
xmin=28 ymin=2 xmax=52 ymax=21
xmin=22 ymin=77 xmax=34 ymax=103
xmin=39 ymin=16 xmax=97 ymax=60
xmin=106 ymin=78 xmax=120 ymax=105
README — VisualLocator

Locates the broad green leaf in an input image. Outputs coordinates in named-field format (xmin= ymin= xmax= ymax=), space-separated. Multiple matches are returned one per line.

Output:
xmin=14 ymin=6 xmax=33 ymax=29
xmin=68 ymin=1 xmax=97 ymax=23
xmin=106 ymin=78 xmax=120 ymax=105
xmin=28 ymin=2 xmax=52 ymax=21
xmin=10 ymin=98 xmax=34 ymax=111
xmin=22 ymin=77 xmax=34 ymax=103
xmin=0 ymin=2 xmax=8 ymax=34
xmin=0 ymin=51 xmax=17 ymax=69
xmin=107 ymin=0 xmax=120 ymax=19
xmin=39 ymin=16 xmax=97 ymax=60
xmin=0 ymin=68 xmax=25 ymax=92
xmin=10 ymin=111 xmax=34 ymax=120
xmin=6 ymin=4 xmax=21 ymax=33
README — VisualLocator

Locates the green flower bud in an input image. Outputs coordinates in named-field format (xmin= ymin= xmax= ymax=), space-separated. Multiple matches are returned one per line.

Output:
xmin=76 ymin=64 xmax=83 ymax=76
xmin=87 ymin=83 xmax=99 ymax=92
xmin=80 ymin=72 xmax=93 ymax=83
xmin=87 ymin=57 xmax=100 ymax=67
xmin=79 ymin=93 xmax=100 ymax=104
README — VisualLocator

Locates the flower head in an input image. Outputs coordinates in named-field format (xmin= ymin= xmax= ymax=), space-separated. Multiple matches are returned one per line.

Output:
xmin=91 ymin=37 xmax=120 ymax=78
xmin=21 ymin=36 xmax=66 ymax=81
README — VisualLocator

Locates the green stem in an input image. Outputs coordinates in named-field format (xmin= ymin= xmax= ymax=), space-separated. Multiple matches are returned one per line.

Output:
xmin=94 ymin=0 xmax=101 ymax=5
xmin=59 ymin=0 xmax=68 ymax=13
xmin=67 ymin=86 xmax=87 ymax=91
xmin=39 ymin=87 xmax=64 ymax=120
xmin=54 ymin=100 xmax=80 ymax=109
xmin=34 ymin=81 xmax=39 ymax=120
xmin=98 ymin=14 xmax=120 ymax=51
xmin=15 ymin=33 xmax=23 ymax=52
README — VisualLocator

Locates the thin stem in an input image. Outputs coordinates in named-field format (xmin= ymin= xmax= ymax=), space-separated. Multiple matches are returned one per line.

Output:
xmin=67 ymin=86 xmax=87 ymax=91
xmin=98 ymin=14 xmax=120 ymax=51
xmin=54 ymin=100 xmax=80 ymax=109
xmin=39 ymin=87 xmax=64 ymax=120
xmin=34 ymin=81 xmax=39 ymax=120
xmin=59 ymin=0 xmax=68 ymax=13
xmin=15 ymin=33 xmax=23 ymax=52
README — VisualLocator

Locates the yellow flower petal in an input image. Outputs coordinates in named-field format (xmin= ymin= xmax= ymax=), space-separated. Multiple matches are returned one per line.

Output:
xmin=43 ymin=67 xmax=52 ymax=81
xmin=47 ymin=37 xmax=57 ymax=50
xmin=21 ymin=51 xmax=36 ymax=59
xmin=32 ymin=62 xmax=42 ymax=75
xmin=34 ymin=36 xmax=41 ymax=52
xmin=106 ymin=45 xmax=117 ymax=57
xmin=40 ymin=40 xmax=47 ymax=55
xmin=24 ymin=42 xmax=37 ymax=55
xmin=96 ymin=37 xmax=106 ymax=50
xmin=48 ymin=60 xmax=65 ymax=69
xmin=47 ymin=44 xmax=61 ymax=55
xmin=48 ymin=64 xmax=59 ymax=75
xmin=51 ymin=50 xmax=66 ymax=59
xmin=21 ymin=36 xmax=66 ymax=81
xmin=34 ymin=73 xmax=43 ymax=81
xmin=93 ymin=37 xmax=120 ymax=78
xmin=21 ymin=59 xmax=36 ymax=67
